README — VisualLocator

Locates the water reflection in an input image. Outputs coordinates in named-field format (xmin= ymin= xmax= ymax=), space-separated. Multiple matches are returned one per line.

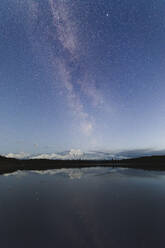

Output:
xmin=3 ymin=166 xmax=165 ymax=180
xmin=1 ymin=167 xmax=165 ymax=248
xmin=3 ymin=167 xmax=128 ymax=179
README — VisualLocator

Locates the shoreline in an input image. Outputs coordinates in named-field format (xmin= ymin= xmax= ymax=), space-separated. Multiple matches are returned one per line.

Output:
xmin=1 ymin=155 xmax=165 ymax=174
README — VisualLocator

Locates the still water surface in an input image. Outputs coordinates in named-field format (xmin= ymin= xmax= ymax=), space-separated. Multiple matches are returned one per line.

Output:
xmin=0 ymin=167 xmax=165 ymax=248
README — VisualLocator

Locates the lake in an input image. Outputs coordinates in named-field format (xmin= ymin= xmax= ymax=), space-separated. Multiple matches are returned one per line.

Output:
xmin=0 ymin=167 xmax=165 ymax=248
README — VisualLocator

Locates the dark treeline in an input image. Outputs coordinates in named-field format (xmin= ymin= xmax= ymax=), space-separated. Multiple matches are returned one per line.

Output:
xmin=0 ymin=155 xmax=165 ymax=174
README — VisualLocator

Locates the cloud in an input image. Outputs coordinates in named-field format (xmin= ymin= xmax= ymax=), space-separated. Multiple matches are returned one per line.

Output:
xmin=117 ymin=148 xmax=165 ymax=158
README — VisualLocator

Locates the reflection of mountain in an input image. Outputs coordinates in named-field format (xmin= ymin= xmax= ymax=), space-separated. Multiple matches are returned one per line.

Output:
xmin=1 ymin=155 xmax=165 ymax=174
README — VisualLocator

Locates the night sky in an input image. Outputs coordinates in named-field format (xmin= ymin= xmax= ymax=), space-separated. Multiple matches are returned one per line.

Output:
xmin=1 ymin=0 xmax=165 ymax=159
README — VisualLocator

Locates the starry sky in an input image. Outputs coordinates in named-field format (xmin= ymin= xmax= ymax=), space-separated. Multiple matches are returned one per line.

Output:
xmin=1 ymin=0 xmax=165 ymax=158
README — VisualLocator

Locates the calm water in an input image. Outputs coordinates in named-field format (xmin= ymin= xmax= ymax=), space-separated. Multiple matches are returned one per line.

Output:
xmin=1 ymin=167 xmax=165 ymax=248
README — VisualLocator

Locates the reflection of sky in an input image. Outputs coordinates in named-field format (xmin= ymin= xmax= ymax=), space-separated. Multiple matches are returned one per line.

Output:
xmin=1 ymin=169 xmax=165 ymax=247
xmin=3 ymin=167 xmax=165 ymax=181
xmin=1 ymin=0 xmax=165 ymax=155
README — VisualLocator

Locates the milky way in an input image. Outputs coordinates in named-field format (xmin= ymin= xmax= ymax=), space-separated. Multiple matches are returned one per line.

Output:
xmin=27 ymin=0 xmax=106 ymax=138
xmin=1 ymin=0 xmax=165 ymax=156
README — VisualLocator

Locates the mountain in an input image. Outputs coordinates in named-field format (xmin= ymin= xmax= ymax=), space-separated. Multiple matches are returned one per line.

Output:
xmin=1 ymin=155 xmax=165 ymax=174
